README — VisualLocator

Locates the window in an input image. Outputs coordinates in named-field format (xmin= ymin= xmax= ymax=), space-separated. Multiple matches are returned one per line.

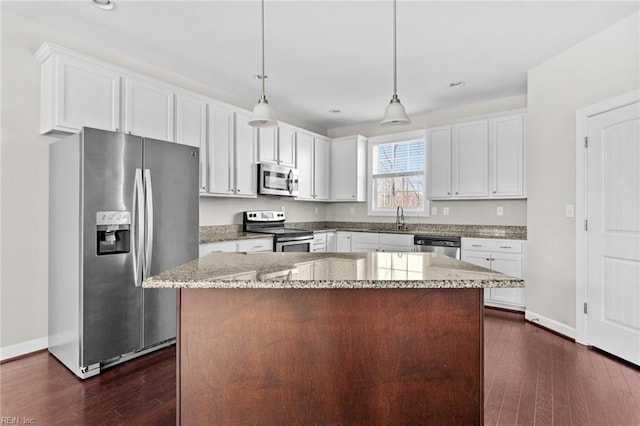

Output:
xmin=368 ymin=131 xmax=428 ymax=216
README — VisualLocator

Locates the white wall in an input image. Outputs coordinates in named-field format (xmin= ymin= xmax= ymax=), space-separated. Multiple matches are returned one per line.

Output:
xmin=327 ymin=95 xmax=529 ymax=226
xmin=526 ymin=11 xmax=639 ymax=329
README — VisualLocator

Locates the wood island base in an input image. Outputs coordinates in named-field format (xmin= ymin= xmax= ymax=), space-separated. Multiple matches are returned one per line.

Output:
xmin=178 ymin=288 xmax=484 ymax=425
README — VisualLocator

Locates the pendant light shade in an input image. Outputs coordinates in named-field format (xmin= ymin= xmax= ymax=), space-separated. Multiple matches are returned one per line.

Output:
xmin=380 ymin=0 xmax=410 ymax=126
xmin=249 ymin=97 xmax=277 ymax=128
xmin=249 ymin=0 xmax=277 ymax=128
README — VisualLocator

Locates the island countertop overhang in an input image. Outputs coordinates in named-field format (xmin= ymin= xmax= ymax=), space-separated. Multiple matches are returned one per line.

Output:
xmin=143 ymin=252 xmax=524 ymax=290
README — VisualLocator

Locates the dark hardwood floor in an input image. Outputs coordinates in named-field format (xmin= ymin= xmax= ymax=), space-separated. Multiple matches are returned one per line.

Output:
xmin=1 ymin=309 xmax=638 ymax=425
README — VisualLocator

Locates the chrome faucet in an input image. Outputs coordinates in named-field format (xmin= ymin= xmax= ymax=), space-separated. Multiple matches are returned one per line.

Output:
xmin=396 ymin=205 xmax=406 ymax=230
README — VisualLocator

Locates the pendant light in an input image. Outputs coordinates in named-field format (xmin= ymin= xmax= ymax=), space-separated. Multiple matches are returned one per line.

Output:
xmin=380 ymin=0 xmax=410 ymax=126
xmin=249 ymin=0 xmax=277 ymax=128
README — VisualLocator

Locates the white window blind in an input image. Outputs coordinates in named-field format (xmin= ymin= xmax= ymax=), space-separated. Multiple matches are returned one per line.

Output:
xmin=370 ymin=136 xmax=426 ymax=214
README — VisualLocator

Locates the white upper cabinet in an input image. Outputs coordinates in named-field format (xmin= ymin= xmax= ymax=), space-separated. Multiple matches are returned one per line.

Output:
xmin=278 ymin=125 xmax=297 ymax=168
xmin=296 ymin=132 xmax=314 ymax=200
xmin=207 ymin=104 xmax=235 ymax=196
xmin=427 ymin=111 xmax=526 ymax=200
xmin=257 ymin=127 xmax=278 ymax=165
xmin=234 ymin=112 xmax=258 ymax=197
xmin=427 ymin=126 xmax=452 ymax=198
xmin=123 ymin=74 xmax=175 ymax=141
xmin=453 ymin=120 xmax=489 ymax=198
xmin=205 ymin=105 xmax=257 ymax=198
xmin=331 ymin=135 xmax=367 ymax=202
xmin=175 ymin=92 xmax=208 ymax=192
xmin=296 ymin=133 xmax=330 ymax=201
xmin=257 ymin=125 xmax=296 ymax=167
xmin=492 ymin=114 xmax=525 ymax=197
xmin=314 ymin=137 xmax=331 ymax=200
xmin=36 ymin=44 xmax=120 ymax=134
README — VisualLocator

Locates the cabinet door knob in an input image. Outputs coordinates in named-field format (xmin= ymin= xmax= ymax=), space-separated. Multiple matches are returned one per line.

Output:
xmin=493 ymin=190 xmax=497 ymax=194
xmin=447 ymin=192 xmax=451 ymax=195
xmin=455 ymin=192 xmax=459 ymax=195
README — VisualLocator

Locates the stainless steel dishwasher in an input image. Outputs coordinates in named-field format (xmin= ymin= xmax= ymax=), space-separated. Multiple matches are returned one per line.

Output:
xmin=413 ymin=235 xmax=461 ymax=259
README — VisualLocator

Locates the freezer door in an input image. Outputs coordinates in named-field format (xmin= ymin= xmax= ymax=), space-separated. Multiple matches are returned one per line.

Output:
xmin=142 ymin=138 xmax=199 ymax=347
xmin=81 ymin=128 xmax=143 ymax=366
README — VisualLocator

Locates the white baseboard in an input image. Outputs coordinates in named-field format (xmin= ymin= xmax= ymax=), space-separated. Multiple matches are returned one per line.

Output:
xmin=525 ymin=310 xmax=576 ymax=340
xmin=0 ymin=337 xmax=48 ymax=361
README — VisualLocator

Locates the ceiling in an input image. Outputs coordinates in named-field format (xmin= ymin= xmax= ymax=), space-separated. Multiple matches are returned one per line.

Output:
xmin=3 ymin=1 xmax=639 ymax=130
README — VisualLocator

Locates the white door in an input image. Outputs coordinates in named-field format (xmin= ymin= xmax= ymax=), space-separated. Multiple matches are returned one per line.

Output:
xmin=587 ymin=101 xmax=640 ymax=365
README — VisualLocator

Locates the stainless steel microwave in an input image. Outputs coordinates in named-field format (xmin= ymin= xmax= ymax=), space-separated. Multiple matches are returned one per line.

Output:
xmin=258 ymin=163 xmax=299 ymax=197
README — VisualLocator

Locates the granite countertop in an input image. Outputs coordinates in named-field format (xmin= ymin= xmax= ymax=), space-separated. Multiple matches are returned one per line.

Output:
xmin=200 ymin=223 xmax=526 ymax=243
xmin=143 ymin=252 xmax=523 ymax=290
xmin=199 ymin=226 xmax=272 ymax=244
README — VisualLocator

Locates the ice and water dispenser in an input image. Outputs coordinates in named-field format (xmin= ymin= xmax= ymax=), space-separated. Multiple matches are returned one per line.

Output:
xmin=96 ymin=211 xmax=131 ymax=255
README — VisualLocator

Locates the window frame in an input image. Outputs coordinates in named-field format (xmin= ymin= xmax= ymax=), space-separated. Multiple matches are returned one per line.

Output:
xmin=367 ymin=130 xmax=429 ymax=217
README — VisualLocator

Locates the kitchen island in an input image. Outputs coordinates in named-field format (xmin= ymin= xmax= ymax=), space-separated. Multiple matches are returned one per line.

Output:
xmin=144 ymin=252 xmax=523 ymax=425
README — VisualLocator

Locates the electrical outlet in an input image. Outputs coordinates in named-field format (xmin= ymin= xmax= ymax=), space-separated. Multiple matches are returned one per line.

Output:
xmin=443 ymin=207 xmax=449 ymax=216
xmin=431 ymin=207 xmax=438 ymax=215
xmin=314 ymin=207 xmax=319 ymax=214
xmin=497 ymin=206 xmax=504 ymax=216
xmin=349 ymin=207 xmax=355 ymax=215
xmin=281 ymin=206 xmax=285 ymax=213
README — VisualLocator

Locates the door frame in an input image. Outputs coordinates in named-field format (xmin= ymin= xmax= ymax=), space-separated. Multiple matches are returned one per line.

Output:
xmin=575 ymin=89 xmax=640 ymax=345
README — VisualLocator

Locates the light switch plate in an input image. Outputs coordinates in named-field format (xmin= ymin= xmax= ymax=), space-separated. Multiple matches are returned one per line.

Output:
xmin=349 ymin=207 xmax=355 ymax=215
xmin=431 ymin=207 xmax=437 ymax=215
xmin=565 ymin=204 xmax=575 ymax=218
xmin=443 ymin=207 xmax=449 ymax=216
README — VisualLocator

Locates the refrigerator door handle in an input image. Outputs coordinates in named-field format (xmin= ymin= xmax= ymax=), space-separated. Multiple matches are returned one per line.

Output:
xmin=144 ymin=169 xmax=154 ymax=279
xmin=134 ymin=168 xmax=145 ymax=287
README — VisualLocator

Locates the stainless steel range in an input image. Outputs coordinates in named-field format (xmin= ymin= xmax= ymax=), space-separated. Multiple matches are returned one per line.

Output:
xmin=243 ymin=210 xmax=314 ymax=252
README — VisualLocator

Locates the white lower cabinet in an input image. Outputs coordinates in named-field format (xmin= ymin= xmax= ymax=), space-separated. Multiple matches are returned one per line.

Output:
xmin=336 ymin=232 xmax=352 ymax=252
xmin=199 ymin=241 xmax=237 ymax=257
xmin=311 ymin=233 xmax=327 ymax=252
xmin=351 ymin=232 xmax=380 ymax=252
xmin=461 ymin=238 xmax=526 ymax=311
xmin=349 ymin=232 xmax=414 ymax=253
xmin=236 ymin=238 xmax=272 ymax=252
xmin=326 ymin=232 xmax=337 ymax=252
xmin=379 ymin=233 xmax=414 ymax=252
xmin=199 ymin=237 xmax=273 ymax=257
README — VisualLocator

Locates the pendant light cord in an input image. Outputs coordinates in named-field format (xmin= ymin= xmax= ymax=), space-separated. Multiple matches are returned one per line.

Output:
xmin=392 ymin=0 xmax=397 ymax=98
xmin=260 ymin=0 xmax=266 ymax=101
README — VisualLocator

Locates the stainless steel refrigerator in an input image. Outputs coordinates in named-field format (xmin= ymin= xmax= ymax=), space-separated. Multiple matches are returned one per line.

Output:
xmin=48 ymin=127 xmax=199 ymax=379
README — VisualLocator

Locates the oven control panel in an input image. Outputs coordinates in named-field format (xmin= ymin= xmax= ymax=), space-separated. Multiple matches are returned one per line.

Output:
xmin=244 ymin=210 xmax=285 ymax=222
